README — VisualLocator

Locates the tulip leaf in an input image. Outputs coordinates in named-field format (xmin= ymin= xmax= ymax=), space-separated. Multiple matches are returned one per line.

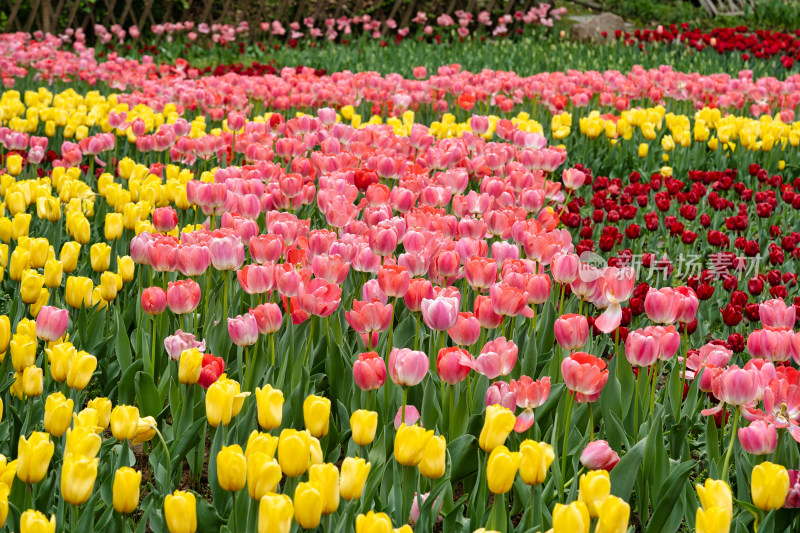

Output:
xmin=392 ymin=315 xmax=416 ymax=351
xmin=448 ymin=434 xmax=478 ymax=482
xmin=645 ymin=460 xmax=695 ymax=533
xmin=196 ymin=495 xmax=225 ymax=532
xmin=116 ymin=358 xmax=143 ymax=405
xmin=169 ymin=417 xmax=207 ymax=472
xmin=609 ymin=435 xmax=648 ymax=502
xmin=536 ymin=301 xmax=555 ymax=357
xmin=115 ymin=306 xmax=133 ymax=373
xmin=76 ymin=490 xmax=100 ymax=533
xmin=135 ymin=371 xmax=163 ymax=418
xmin=600 ymin=355 xmax=622 ymax=421
xmin=667 ymin=359 xmax=682 ymax=418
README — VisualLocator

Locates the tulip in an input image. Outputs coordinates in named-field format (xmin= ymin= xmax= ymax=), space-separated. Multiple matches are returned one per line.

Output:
xmin=297 ymin=279 xmax=342 ymax=317
xmin=437 ymin=346 xmax=474 ymax=384
xmin=310 ymin=463 xmax=340 ymax=514
xmin=304 ymin=394 xmax=331 ymax=438
xmin=388 ymin=348 xmax=428 ymax=387
xmin=86 ymin=397 xmax=111 ymax=429
xmin=353 ymin=352 xmax=386 ymax=391
xmin=551 ymin=252 xmax=580 ymax=284
xmin=141 ymin=287 xmax=167 ymax=315
xmin=475 ymin=337 xmax=518 ymax=379
xmin=579 ymin=470 xmax=611 ymax=517
xmin=100 ymin=271 xmax=118 ymax=301
xmin=11 ymin=333 xmax=36 ymax=372
xmin=346 ymin=299 xmax=393 ymax=334
xmin=644 ymin=287 xmax=680 ymax=324
xmin=479 ymin=404 xmax=516 ymax=453
xmin=419 ymin=435 xmax=447 ymax=479
xmin=760 ymin=299 xmax=796 ymax=328
xmin=486 ymin=445 xmax=522 ymax=494
xmin=0 ymin=456 xmax=16 ymax=488
xmin=378 ymin=264 xmax=410 ymax=298
xmin=340 ymin=456 xmax=371 ymax=500
xmin=206 ymin=380 xmax=236 ymax=427
xmin=258 ymin=493 xmax=293 ymax=533
xmin=43 ymin=259 xmax=63 ymax=288
xmin=217 ymin=444 xmax=247 ymax=492
xmin=250 ymin=303 xmax=282 ymax=334
xmin=65 ymin=276 xmax=93 ymax=309
xmin=153 ymin=206 xmax=179 ymax=232
xmin=255 ymin=385 xmax=284 ymax=430
xmin=113 ymin=467 xmax=142 ymax=514
xmin=751 ymin=461 xmax=790 ymax=511
xmin=227 ymin=313 xmax=258 ymax=346
xmin=237 ymin=264 xmax=273 ymax=294
xmin=17 ymin=431 xmax=54 ymax=484
xmin=178 ymin=348 xmax=203 ymax=385
xmin=0 ymin=315 xmax=9 ymax=353
xmin=105 ymin=213 xmax=123 ymax=240
xmin=421 ymin=296 xmax=459 ymax=330
xmin=702 ymin=366 xmax=759 ymax=415
xmin=22 ymin=366 xmax=43 ymax=397
xmin=552 ymin=502 xmax=590 ymax=533
xmin=111 ymin=405 xmax=140 ymax=441
xmin=60 ymin=241 xmax=81 ymax=273
xmin=44 ymin=392 xmax=74 ymax=437
xmin=356 ymin=511 xmax=394 ymax=532
xmin=595 ymin=496 xmax=630 ymax=533
xmin=695 ymin=506 xmax=732 ymax=533
xmin=245 ymin=430 xmax=279 ymax=462
xmin=164 ymin=330 xmax=205 ymax=361
xmin=554 ymin=313 xmax=589 ymax=352
xmin=278 ymin=429 xmax=311 ymax=477
xmin=130 ymin=416 xmax=157 ymax=445
xmin=489 ymin=282 xmax=534 ymax=318
xmin=351 ymin=410 xmax=378 ymax=446
xmin=90 ymin=242 xmax=111 ymax=272
xmin=519 ymin=440 xmax=554 ymax=486
xmin=209 ymin=235 xmax=245 ymax=271
xmin=167 ymin=279 xmax=201 ymax=314
xmin=580 ymin=440 xmax=620 ymax=471
xmin=176 ymin=244 xmax=211 ymax=277
xmin=36 ymin=306 xmax=68 ymax=342
xmin=246 ymin=452 xmax=281 ymax=500
xmin=0 ymin=482 xmax=7 ymax=527
xmin=21 ymin=270 xmax=44 ymax=304
xmin=61 ymin=452 xmax=99 ymax=505
xmin=164 ymin=490 xmax=197 ymax=533
xmin=395 ymin=424 xmax=435 ymax=466
xmin=294 ymin=481 xmax=323 ymax=529
xmin=696 ymin=478 xmax=732 ymax=516
xmin=562 ymin=352 xmax=609 ymax=403
xmin=66 ymin=350 xmax=96 ymax=390
xmin=448 ymin=311 xmax=481 ymax=347
xmin=624 ymin=329 xmax=660 ymax=367
xmin=64 ymin=423 xmax=102 ymax=458
xmin=19 ymin=511 xmax=56 ymax=533
xmin=738 ymin=420 xmax=777 ymax=455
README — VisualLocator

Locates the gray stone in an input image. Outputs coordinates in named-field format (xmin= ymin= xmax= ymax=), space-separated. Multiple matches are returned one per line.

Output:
xmin=570 ymin=13 xmax=627 ymax=43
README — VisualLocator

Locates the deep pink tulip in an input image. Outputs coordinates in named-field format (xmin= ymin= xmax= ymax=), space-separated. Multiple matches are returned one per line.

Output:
xmin=209 ymin=235 xmax=245 ymax=271
xmin=377 ymin=264 xmax=410 ymax=298
xmin=147 ymin=238 xmax=178 ymax=272
xmin=368 ymin=225 xmax=399 ymax=257
xmin=177 ymin=244 xmax=211 ymax=277
xmin=747 ymin=327 xmax=794 ymax=362
xmin=580 ymin=440 xmax=620 ymax=471
xmin=436 ymin=347 xmax=474 ymax=385
xmin=249 ymin=234 xmax=283 ymax=263
xmin=561 ymin=352 xmax=609 ymax=403
xmin=388 ymin=348 xmax=429 ymax=387
xmin=738 ymin=420 xmax=777 ymax=455
xmin=489 ymin=282 xmax=534 ymax=318
xmin=447 ymin=312 xmax=481 ymax=346
xmin=760 ymin=299 xmax=796 ymax=328
xmin=249 ymin=303 xmax=282 ymax=334
xmin=702 ymin=366 xmax=759 ymax=416
xmin=237 ymin=264 xmax=274 ymax=294
xmin=474 ymin=295 xmax=503 ymax=329
xmin=485 ymin=381 xmax=517 ymax=411
xmin=624 ymin=329 xmax=659 ymax=367
xmin=475 ymin=337 xmax=518 ymax=379
xmin=163 ymin=329 xmax=205 ymax=361
xmin=421 ymin=296 xmax=459 ymax=331
xmin=394 ymin=405 xmax=420 ymax=429
xmin=227 ymin=313 xmax=258 ymax=346
xmin=297 ymin=279 xmax=342 ymax=317
xmin=353 ymin=352 xmax=387 ymax=391
xmin=786 ymin=471 xmax=800 ymax=508
xmin=36 ymin=306 xmax=68 ymax=342
xmin=141 ymin=286 xmax=167 ymax=315
xmin=166 ymin=279 xmax=201 ymax=314
xmin=312 ymin=253 xmax=351 ymax=285
xmin=465 ymin=256 xmax=497 ymax=291
xmin=152 ymin=206 xmax=178 ymax=232
xmin=404 ymin=279 xmax=435 ymax=312
xmin=644 ymin=287 xmax=680 ymax=325
xmin=674 ymin=286 xmax=699 ymax=323
xmin=554 ymin=313 xmax=588 ymax=352
xmin=550 ymin=252 xmax=580 ymax=284
xmin=345 ymin=299 xmax=393 ymax=334
xmin=510 ymin=375 xmax=551 ymax=432
xmin=647 ymin=325 xmax=681 ymax=361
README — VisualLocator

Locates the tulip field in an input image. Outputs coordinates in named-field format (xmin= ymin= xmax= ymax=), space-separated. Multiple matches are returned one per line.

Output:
xmin=1 ymin=8 xmax=800 ymax=533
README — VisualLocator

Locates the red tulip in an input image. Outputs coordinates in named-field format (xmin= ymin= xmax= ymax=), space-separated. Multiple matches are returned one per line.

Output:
xmin=436 ymin=347 xmax=474 ymax=385
xmin=249 ymin=303 xmax=282 ymax=334
xmin=166 ymin=279 xmax=201 ymax=314
xmin=141 ymin=286 xmax=167 ymax=315
xmin=198 ymin=353 xmax=225 ymax=388
xmin=561 ymin=352 xmax=609 ymax=403
xmin=36 ymin=306 xmax=68 ymax=342
xmin=353 ymin=352 xmax=386 ymax=391
xmin=345 ymin=299 xmax=393 ymax=334
xmin=554 ymin=313 xmax=588 ymax=352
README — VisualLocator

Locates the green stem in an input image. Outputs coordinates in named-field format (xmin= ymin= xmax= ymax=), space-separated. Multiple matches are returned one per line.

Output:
xmin=561 ymin=394 xmax=574 ymax=479
xmin=149 ymin=422 xmax=172 ymax=491
xmin=231 ymin=491 xmax=238 ymax=533
xmin=401 ymin=387 xmax=408 ymax=425
xmin=649 ymin=360 xmax=660 ymax=417
xmin=270 ymin=333 xmax=275 ymax=367
xmin=589 ymin=403 xmax=594 ymax=441
xmin=721 ymin=408 xmax=739 ymax=483
xmin=151 ymin=314 xmax=157 ymax=376
xmin=385 ymin=299 xmax=395 ymax=359
xmin=634 ymin=365 xmax=644 ymax=435
xmin=222 ymin=270 xmax=229 ymax=321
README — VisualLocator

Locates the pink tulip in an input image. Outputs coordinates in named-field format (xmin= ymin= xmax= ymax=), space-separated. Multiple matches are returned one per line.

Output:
xmin=738 ymin=420 xmax=777 ymax=455
xmin=163 ymin=329 xmax=205 ymax=361
xmin=747 ymin=327 xmax=794 ymax=362
xmin=644 ymin=287 xmax=680 ymax=324
xmin=465 ymin=256 xmax=497 ymax=291
xmin=177 ymin=244 xmax=211 ymax=277
xmin=312 ymin=253 xmax=351 ymax=284
xmin=554 ymin=313 xmax=588 ymax=352
xmin=674 ymin=286 xmax=699 ymax=323
xmin=141 ymin=287 xmax=167 ymax=315
xmin=377 ymin=265 xmax=410 ymax=298
xmin=647 ymin=325 xmax=681 ymax=361
xmin=624 ymin=329 xmax=660 ymax=367
xmin=388 ymin=348 xmax=429 ymax=387
xmin=594 ymin=266 xmax=635 ymax=334
xmin=353 ymin=352 xmax=386 ymax=391
xmin=394 ymin=405 xmax=420 ymax=429
xmin=249 ymin=234 xmax=283 ymax=263
xmin=436 ymin=346 xmax=474 ymax=385
xmin=702 ymin=366 xmax=759 ymax=416
xmin=447 ymin=312 xmax=481 ymax=346
xmin=297 ymin=279 xmax=342 ymax=317
xmin=420 ymin=296 xmax=459 ymax=331
xmin=361 ymin=279 xmax=387 ymax=305
xmin=404 ymin=279 xmax=435 ymax=312
xmin=152 ymin=206 xmax=178 ymax=232
xmin=474 ymin=295 xmax=503 ymax=329
xmin=36 ymin=306 xmax=68 ymax=342
xmin=249 ymin=303 xmax=282 ymax=334
xmin=760 ymin=299 xmax=796 ymax=328
xmin=166 ymin=279 xmax=201 ymax=314
xmin=345 ymin=299 xmax=393 ymax=334
xmin=580 ymin=440 xmax=620 ymax=471
xmin=475 ymin=337 xmax=518 ymax=379
xmin=523 ymin=273 xmax=551 ymax=305
xmin=485 ymin=381 xmax=517 ymax=411
xmin=510 ymin=375 xmax=551 ymax=432
xmin=237 ymin=264 xmax=274 ymax=294
xmin=227 ymin=313 xmax=258 ymax=346
xmin=209 ymin=234 xmax=245 ymax=271
xmin=489 ymin=282 xmax=534 ymax=318
xmin=147 ymin=238 xmax=178 ymax=272
xmin=410 ymin=492 xmax=443 ymax=526
xmin=550 ymin=252 xmax=580 ymax=284
xmin=562 ymin=352 xmax=609 ymax=403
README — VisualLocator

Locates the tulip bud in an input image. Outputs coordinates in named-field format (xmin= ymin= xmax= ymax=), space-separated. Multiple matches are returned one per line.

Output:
xmin=178 ymin=348 xmax=203 ymax=385
xmin=695 ymin=478 xmax=733 ymax=517
xmin=486 ymin=445 xmax=522 ymax=494
xmin=66 ymin=350 xmax=97 ymax=390
xmin=309 ymin=463 xmax=340 ymax=514
xmin=87 ymin=397 xmax=111 ymax=430
xmin=579 ymin=470 xmax=611 ymax=517
xmin=164 ymin=490 xmax=197 ymax=533
xmin=61 ymin=452 xmax=99 ymax=505
xmin=519 ymin=440 xmax=554 ymax=486
xmin=258 ymin=493 xmax=293 ymax=533
xmin=479 ymin=404 xmax=516 ymax=453
xmin=303 ymin=394 xmax=331 ymax=438
xmin=217 ymin=444 xmax=247 ymax=492
xmin=17 ymin=431 xmax=55 ymax=484
xmin=394 ymin=424 xmax=434 ymax=467
xmin=43 ymin=259 xmax=63 ymax=288
xmin=22 ymin=365 xmax=43 ymax=397
xmin=350 ymin=410 xmax=378 ymax=446
xmin=294 ymin=481 xmax=323 ymax=529
xmin=596 ymin=495 xmax=630 ymax=533
xmin=90 ymin=242 xmax=111 ymax=272
xmin=340 ymin=456 xmax=371 ymax=501
xmin=580 ymin=440 xmax=620 ymax=471
xmin=277 ymin=429 xmax=311 ymax=477
xmin=245 ymin=430 xmax=279 ymax=462
xmin=111 ymin=405 xmax=140 ymax=441
xmin=44 ymin=392 xmax=74 ymax=437
xmin=246 ymin=452 xmax=281 ymax=500
xmin=552 ymin=501 xmax=590 ymax=533
xmin=19 ymin=510 xmax=56 ymax=533
xmin=255 ymin=385 xmax=284 ymax=430
xmin=751 ymin=461 xmax=790 ymax=511
xmin=355 ymin=511 xmax=394 ymax=532
xmin=113 ymin=467 xmax=142 ymax=514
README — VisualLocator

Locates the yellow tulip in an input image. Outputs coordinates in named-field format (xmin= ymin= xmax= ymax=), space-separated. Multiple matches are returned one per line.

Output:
xmin=9 ymin=247 xmax=29 ymax=281
xmin=90 ymin=243 xmax=111 ymax=272
xmin=61 ymin=453 xmax=98 ymax=505
xmin=595 ymin=495 xmax=630 ymax=533
xmin=66 ymin=350 xmax=97 ymax=390
xmin=86 ymin=397 xmax=111 ymax=429
xmin=247 ymin=453 xmax=281 ymax=500
xmin=340 ymin=456 xmax=371 ymax=501
xmin=206 ymin=379 xmax=235 ymax=428
xmin=130 ymin=416 xmax=157 ymax=445
xmin=486 ymin=445 xmax=521 ymax=494
xmin=0 ymin=482 xmax=8 ymax=527
xmin=519 ymin=440 xmax=554 ymax=486
xmin=100 ymin=271 xmax=118 ymax=301
xmin=64 ymin=424 xmax=102 ymax=458
xmin=258 ymin=493 xmax=293 ymax=533
xmin=110 ymin=405 xmax=140 ymax=441
xmin=113 ymin=467 xmax=142 ymax=514
xmin=43 ymin=259 xmax=63 ymax=288
xmin=394 ymin=424 xmax=434 ymax=467
xmin=65 ymin=276 xmax=92 ymax=309
xmin=118 ymin=158 xmax=136 ymax=180
xmin=59 ymin=241 xmax=80 ymax=273
xmin=303 ymin=394 xmax=331 ymax=438
xmin=695 ymin=505 xmax=732 ymax=533
xmin=419 ymin=435 xmax=447 ymax=480
xmin=552 ymin=501 xmax=590 ymax=533
xmin=350 ymin=409 xmax=378 ymax=446
xmin=31 ymin=289 xmax=50 ymax=317
xmin=44 ymin=392 xmax=74 ymax=437
xmin=479 ymin=404 xmax=516 ymax=453
xmin=46 ymin=341 xmax=76 ymax=382
xmin=245 ymin=430 xmax=279 ymax=462
xmin=695 ymin=479 xmax=732 ymax=517
xmin=6 ymin=154 xmax=22 ymax=176
xmin=310 ymin=463 xmax=340 ymax=514
xmin=356 ymin=511 xmax=394 ymax=533
xmin=217 ymin=444 xmax=247 ymax=492
xmin=0 ymin=315 xmax=9 ymax=354
xmin=74 ymin=408 xmax=102 ymax=432
xmin=579 ymin=470 xmax=611 ymax=518
xmin=12 ymin=213 xmax=31 ymax=240
xmin=118 ymin=255 xmax=135 ymax=282
xmin=255 ymin=385 xmax=284 ymax=430
xmin=310 ymin=436 xmax=323 ymax=466
xmin=67 ymin=212 xmax=90 ymax=244
xmin=178 ymin=349 xmax=203 ymax=385
xmin=751 ymin=461 xmax=790 ymax=511
xmin=0 ymin=455 xmax=17 ymax=488
xmin=19 ymin=510 xmax=56 ymax=533
xmin=277 ymin=429 xmax=311 ymax=477
xmin=105 ymin=213 xmax=123 ymax=241
xmin=164 ymin=490 xmax=197 ymax=533
xmin=22 ymin=366 xmax=43 ymax=397
xmin=10 ymin=372 xmax=24 ymax=399
xmin=10 ymin=333 xmax=36 ymax=372
xmin=294 ymin=481 xmax=323 ymax=529
xmin=17 ymin=432 xmax=54 ymax=484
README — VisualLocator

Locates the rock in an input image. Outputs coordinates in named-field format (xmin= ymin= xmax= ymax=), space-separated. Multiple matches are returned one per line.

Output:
xmin=570 ymin=13 xmax=626 ymax=43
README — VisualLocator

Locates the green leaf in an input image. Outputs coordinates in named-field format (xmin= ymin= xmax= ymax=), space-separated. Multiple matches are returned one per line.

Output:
xmin=115 ymin=306 xmax=133 ymax=375
xmin=610 ymin=435 xmax=648 ymax=502
xmin=135 ymin=371 xmax=163 ymax=418
xmin=448 ymin=434 xmax=478 ymax=482
xmin=169 ymin=418 xmax=207 ymax=472
xmin=645 ymin=460 xmax=696 ymax=533
xmin=197 ymin=493 xmax=225 ymax=532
